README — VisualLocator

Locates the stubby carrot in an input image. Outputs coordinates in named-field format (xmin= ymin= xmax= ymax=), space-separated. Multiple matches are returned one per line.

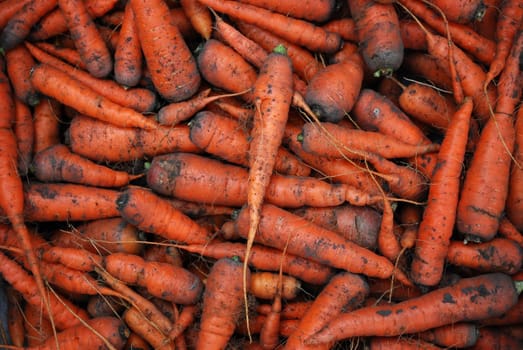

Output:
xmin=131 ymin=0 xmax=200 ymax=102
xmin=410 ymin=98 xmax=473 ymax=287
xmin=180 ymin=0 xmax=212 ymax=40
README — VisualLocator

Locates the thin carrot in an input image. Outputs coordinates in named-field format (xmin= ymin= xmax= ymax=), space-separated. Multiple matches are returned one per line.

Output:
xmin=5 ymin=44 xmax=39 ymax=106
xmin=123 ymin=306 xmax=173 ymax=350
xmin=13 ymin=99 xmax=34 ymax=176
xmin=507 ymin=103 xmax=523 ymax=231
xmin=32 ymin=98 xmax=61 ymax=155
xmin=41 ymin=246 xmax=103 ymax=272
xmin=306 ymin=273 xmax=522 ymax=344
xmin=197 ymin=0 xmax=342 ymax=53
xmin=321 ymin=18 xmax=358 ymax=42
xmin=33 ymin=42 xmax=86 ymax=70
xmin=114 ymin=2 xmax=143 ymax=87
xmin=410 ymin=98 xmax=473 ymax=287
xmin=196 ymin=257 xmax=250 ymax=349
xmin=180 ymin=0 xmax=212 ymax=40
xmin=6 ymin=287 xmax=25 ymax=347
xmin=259 ymin=286 xmax=282 ymax=350
xmin=237 ymin=0 xmax=336 ymax=22
xmin=131 ymin=0 xmax=200 ymax=102
xmin=30 ymin=64 xmax=158 ymax=129
xmin=116 ymin=186 xmax=211 ymax=245
xmin=24 ymin=302 xmax=54 ymax=346
xmin=498 ymin=217 xmax=523 ymax=248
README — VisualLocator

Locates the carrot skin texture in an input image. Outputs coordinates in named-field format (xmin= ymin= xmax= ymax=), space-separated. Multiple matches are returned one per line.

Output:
xmin=236 ymin=0 xmax=336 ymax=22
xmin=418 ymin=322 xmax=479 ymax=348
xmin=131 ymin=0 xmax=200 ymax=102
xmin=114 ymin=2 xmax=143 ymax=87
xmin=429 ymin=0 xmax=486 ymax=23
xmin=507 ymin=105 xmax=523 ymax=230
xmin=235 ymin=203 xmax=396 ymax=279
xmin=123 ymin=306 xmax=173 ymax=350
xmin=5 ymin=44 xmax=39 ymax=106
xmin=14 ymin=99 xmax=34 ymax=176
xmin=180 ymin=0 xmax=212 ymax=40
xmin=410 ymin=98 xmax=473 ymax=287
xmin=196 ymin=258 xmax=250 ymax=349
xmin=307 ymin=273 xmax=520 ymax=344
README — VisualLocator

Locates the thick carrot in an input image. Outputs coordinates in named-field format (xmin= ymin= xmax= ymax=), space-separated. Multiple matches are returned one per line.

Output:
xmin=446 ymin=238 xmax=523 ymax=274
xmin=401 ymin=52 xmax=453 ymax=91
xmin=0 ymin=0 xmax=57 ymax=51
xmin=146 ymin=152 xmax=349 ymax=208
xmin=67 ymin=114 xmax=199 ymax=163
xmin=180 ymin=0 xmax=212 ymax=40
xmin=249 ymin=272 xmax=301 ymax=300
xmin=32 ymin=144 xmax=141 ymax=188
xmin=306 ymin=273 xmax=521 ymax=344
xmin=418 ymin=322 xmax=479 ymax=348
xmin=5 ymin=44 xmax=39 ymax=106
xmin=196 ymin=257 xmax=250 ymax=349
xmin=410 ymin=98 xmax=473 ymax=287
xmin=32 ymin=98 xmax=61 ymax=154
xmin=58 ymin=0 xmax=113 ymax=78
xmin=131 ymin=0 xmax=200 ymax=102
xmin=30 ymin=64 xmax=158 ymax=130
xmin=116 ymin=186 xmax=211 ymax=245
xmin=28 ymin=0 xmax=118 ymax=41
xmin=235 ymin=203 xmax=398 ymax=279
xmin=114 ymin=2 xmax=142 ymax=87
xmin=429 ymin=0 xmax=486 ymax=23
xmin=237 ymin=0 xmax=336 ymax=22
xmin=369 ymin=337 xmax=443 ymax=349
xmin=14 ymin=99 xmax=33 ymax=176
xmin=499 ymin=217 xmax=523 ymax=248
xmin=180 ymin=240 xmax=333 ymax=285
xmin=350 ymin=0 xmax=404 ymax=76
xmin=198 ymin=0 xmax=342 ymax=53
xmin=0 ymin=0 xmax=32 ymax=32
xmin=507 ymin=104 xmax=523 ymax=230
xmin=299 ymin=121 xmax=440 ymax=159
xmin=283 ymin=272 xmax=369 ymax=349
xmin=189 ymin=110 xmax=311 ymax=176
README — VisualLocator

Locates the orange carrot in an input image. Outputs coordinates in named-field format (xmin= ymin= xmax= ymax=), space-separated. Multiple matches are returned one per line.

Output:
xmin=114 ymin=2 xmax=143 ymax=87
xmin=507 ymin=103 xmax=523 ymax=231
xmin=14 ymin=99 xmax=33 ymax=176
xmin=410 ymin=98 xmax=473 ymax=287
xmin=306 ymin=273 xmax=521 ymax=344
xmin=116 ymin=186 xmax=211 ymax=245
xmin=321 ymin=18 xmax=358 ymax=41
xmin=0 ymin=0 xmax=57 ymax=51
xmin=124 ymin=332 xmax=152 ymax=350
xmin=41 ymin=246 xmax=103 ymax=272
xmin=499 ymin=217 xmax=523 ymax=248
xmin=0 ymin=0 xmax=32 ymax=31
xmin=236 ymin=0 xmax=336 ymax=22
xmin=5 ymin=44 xmax=39 ymax=106
xmin=429 ymin=0 xmax=487 ymax=23
xmin=24 ymin=302 xmax=54 ymax=346
xmin=235 ymin=203 xmax=398 ymax=279
xmin=196 ymin=257 xmax=250 ymax=349
xmin=6 ymin=287 xmax=25 ymax=347
xmin=259 ymin=289 xmax=282 ymax=350
xmin=402 ymin=52 xmax=453 ymax=91
xmin=123 ymin=306 xmax=173 ymax=350
xmin=168 ymin=304 xmax=199 ymax=340
xmin=34 ymin=42 xmax=86 ymax=70
xmin=67 ymin=114 xmax=199 ymax=163
xmin=418 ymin=322 xmax=479 ymax=348
xmin=349 ymin=0 xmax=404 ymax=76
xmin=32 ymin=98 xmax=61 ymax=154
xmin=32 ymin=144 xmax=141 ymax=188
xmin=180 ymin=0 xmax=212 ymax=40
xmin=446 ymin=238 xmax=523 ymax=274
xmin=249 ymin=272 xmax=301 ymax=300
xmin=397 ymin=203 xmax=422 ymax=249
xmin=468 ymin=326 xmax=523 ymax=349
xmin=369 ymin=337 xmax=443 ymax=349
xmin=131 ymin=0 xmax=200 ymax=102
xmin=58 ymin=0 xmax=113 ymax=78
xmin=198 ymin=0 xmax=342 ymax=53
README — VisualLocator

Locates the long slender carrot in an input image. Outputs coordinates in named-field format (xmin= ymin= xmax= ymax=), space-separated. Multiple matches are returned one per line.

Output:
xmin=306 ymin=273 xmax=522 ymax=344
xmin=131 ymin=0 xmax=200 ymax=102
xmin=410 ymin=98 xmax=473 ymax=287
xmin=123 ymin=306 xmax=173 ymax=350
xmin=30 ymin=64 xmax=158 ymax=130
xmin=14 ymin=99 xmax=33 ymax=176
xmin=237 ymin=0 xmax=336 ymax=22
xmin=197 ymin=0 xmax=342 ymax=53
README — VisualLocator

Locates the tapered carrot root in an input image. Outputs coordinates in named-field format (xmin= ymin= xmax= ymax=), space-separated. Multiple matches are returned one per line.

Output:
xmin=180 ymin=0 xmax=212 ymax=40
xmin=114 ymin=2 xmax=143 ymax=87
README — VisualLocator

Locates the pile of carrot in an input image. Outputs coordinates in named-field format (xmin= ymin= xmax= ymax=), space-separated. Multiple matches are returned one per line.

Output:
xmin=0 ymin=0 xmax=522 ymax=348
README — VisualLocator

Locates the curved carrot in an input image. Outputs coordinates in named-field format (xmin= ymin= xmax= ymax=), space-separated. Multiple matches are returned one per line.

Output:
xmin=410 ymin=98 xmax=473 ymax=287
xmin=114 ymin=2 xmax=142 ymax=87
xmin=131 ymin=0 xmax=200 ymax=102
xmin=58 ymin=0 xmax=113 ymax=78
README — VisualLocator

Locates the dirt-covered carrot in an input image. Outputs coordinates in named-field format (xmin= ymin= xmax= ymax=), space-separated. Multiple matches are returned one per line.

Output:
xmin=114 ymin=2 xmax=142 ymax=87
xmin=430 ymin=0 xmax=486 ymax=23
xmin=14 ymin=99 xmax=33 ymax=176
xmin=410 ymin=98 xmax=473 ymax=287
xmin=58 ymin=0 xmax=113 ymax=78
xmin=196 ymin=258 xmax=250 ymax=349
xmin=123 ymin=306 xmax=172 ymax=350
xmin=507 ymin=104 xmax=523 ymax=231
xmin=32 ymin=143 xmax=141 ymax=188
xmin=198 ymin=0 xmax=342 ymax=53
xmin=131 ymin=0 xmax=200 ymax=102
xmin=0 ymin=0 xmax=32 ymax=32
xmin=306 ymin=273 xmax=522 ymax=344
xmin=5 ymin=44 xmax=39 ymax=106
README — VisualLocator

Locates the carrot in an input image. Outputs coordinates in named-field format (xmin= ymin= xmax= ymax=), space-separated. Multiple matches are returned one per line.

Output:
xmin=306 ymin=273 xmax=522 ymax=344
xmin=418 ymin=322 xmax=480 ymax=348
xmin=401 ymin=52 xmax=453 ymax=91
xmin=196 ymin=39 xmax=257 ymax=102
xmin=198 ymin=0 xmax=342 ymax=53
xmin=5 ymin=44 xmax=39 ymax=106
xmin=467 ymin=326 xmax=523 ymax=349
xmin=6 ymin=287 xmax=25 ymax=347
xmin=429 ymin=0 xmax=487 ymax=23
xmin=180 ymin=240 xmax=333 ymax=285
xmin=236 ymin=0 xmax=335 ymax=22
xmin=299 ymin=121 xmax=440 ymax=160
xmin=284 ymin=272 xmax=369 ymax=349
xmin=21 ymin=182 xmax=120 ymax=222
xmin=196 ymin=257 xmax=250 ymax=349
xmin=131 ymin=0 xmax=200 ymax=102
xmin=400 ymin=19 xmax=430 ymax=51
xmin=41 ymin=246 xmax=103 ymax=272
xmin=180 ymin=0 xmax=212 ymax=40
xmin=369 ymin=337 xmax=443 ymax=349
xmin=189 ymin=110 xmax=310 ymax=176
xmin=456 ymin=30 xmax=522 ymax=241
xmin=368 ymin=276 xmax=422 ymax=301
xmin=32 ymin=144 xmax=141 ymax=188
xmin=143 ymin=243 xmax=183 ymax=267
xmin=349 ymin=0 xmax=404 ymax=76
xmin=291 ymin=204 xmax=381 ymax=250
xmin=57 ymin=0 xmax=112 ymax=78
xmin=236 ymin=21 xmax=322 ymax=82
xmin=146 ymin=152 xmax=350 ymax=209
xmin=26 ymin=316 xmax=130 ymax=350
xmin=14 ymin=99 xmax=34 ymax=176
xmin=30 ymin=64 xmax=158 ymax=130
xmin=52 ymin=218 xmax=142 ymax=256
xmin=67 ymin=114 xmax=199 ymax=163
xmin=123 ymin=306 xmax=173 ymax=350
xmin=0 ymin=0 xmax=57 ymax=51
xmin=499 ymin=217 xmax=523 ymax=248
xmin=396 ymin=203 xmax=422 ymax=249
xmin=507 ymin=104 xmax=523 ymax=231
xmin=321 ymin=18 xmax=358 ymax=42
xmin=249 ymin=272 xmax=301 ymax=300
xmin=114 ymin=2 xmax=143 ymax=87
xmin=259 ymin=289 xmax=282 ymax=350
xmin=235 ymin=203 xmax=398 ymax=279
xmin=409 ymin=98 xmax=473 ymax=287
xmin=33 ymin=42 xmax=86 ymax=70
xmin=28 ymin=0 xmax=118 ymax=41
xmin=24 ymin=302 xmax=54 ymax=346
xmin=32 ymin=98 xmax=61 ymax=155
xmin=0 ymin=0 xmax=32 ymax=32
xmin=124 ymin=332 xmax=152 ymax=350
xmin=481 ymin=292 xmax=523 ymax=326
xmin=446 ymin=238 xmax=523 ymax=274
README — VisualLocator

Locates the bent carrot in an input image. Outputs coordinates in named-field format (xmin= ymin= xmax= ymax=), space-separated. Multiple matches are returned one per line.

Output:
xmin=306 ymin=273 xmax=521 ymax=344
